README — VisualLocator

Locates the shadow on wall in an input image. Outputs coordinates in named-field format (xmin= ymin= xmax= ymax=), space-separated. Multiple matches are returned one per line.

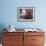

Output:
xmin=0 ymin=24 xmax=7 ymax=43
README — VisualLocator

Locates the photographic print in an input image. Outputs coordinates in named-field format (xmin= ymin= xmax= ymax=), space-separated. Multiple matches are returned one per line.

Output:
xmin=17 ymin=7 xmax=35 ymax=22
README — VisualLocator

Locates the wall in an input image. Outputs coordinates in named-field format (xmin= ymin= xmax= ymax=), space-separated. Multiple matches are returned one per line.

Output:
xmin=0 ymin=0 xmax=46 ymax=29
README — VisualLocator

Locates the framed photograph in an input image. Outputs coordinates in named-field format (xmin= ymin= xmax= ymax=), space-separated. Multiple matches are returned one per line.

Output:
xmin=17 ymin=7 xmax=35 ymax=22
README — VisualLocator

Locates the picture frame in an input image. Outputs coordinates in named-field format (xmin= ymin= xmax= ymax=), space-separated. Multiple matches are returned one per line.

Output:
xmin=17 ymin=7 xmax=35 ymax=22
